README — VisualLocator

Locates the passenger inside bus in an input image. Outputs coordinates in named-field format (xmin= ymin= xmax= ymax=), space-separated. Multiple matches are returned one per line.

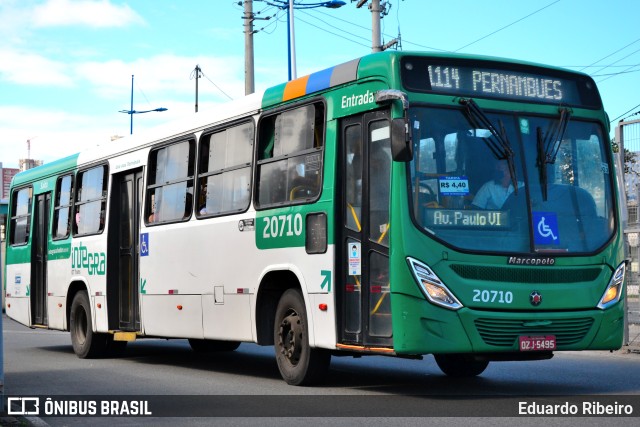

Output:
xmin=198 ymin=183 xmax=207 ymax=215
xmin=471 ymin=160 xmax=524 ymax=210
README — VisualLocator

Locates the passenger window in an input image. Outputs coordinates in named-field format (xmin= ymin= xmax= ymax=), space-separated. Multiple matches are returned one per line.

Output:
xmin=256 ymin=103 xmax=324 ymax=208
xmin=74 ymin=166 xmax=107 ymax=236
xmin=146 ymin=139 xmax=195 ymax=224
xmin=10 ymin=187 xmax=32 ymax=245
xmin=197 ymin=121 xmax=253 ymax=217
xmin=53 ymin=174 xmax=73 ymax=240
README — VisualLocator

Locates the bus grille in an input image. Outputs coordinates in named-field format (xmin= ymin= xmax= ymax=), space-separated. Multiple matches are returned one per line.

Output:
xmin=450 ymin=265 xmax=601 ymax=283
xmin=474 ymin=317 xmax=594 ymax=347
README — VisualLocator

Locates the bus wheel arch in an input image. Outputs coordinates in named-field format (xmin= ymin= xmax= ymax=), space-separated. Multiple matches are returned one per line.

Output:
xmin=69 ymin=288 xmax=109 ymax=358
xmin=255 ymin=270 xmax=304 ymax=346
xmin=66 ymin=281 xmax=90 ymax=332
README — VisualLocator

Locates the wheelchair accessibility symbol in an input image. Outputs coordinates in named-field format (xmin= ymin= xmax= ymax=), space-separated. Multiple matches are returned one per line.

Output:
xmin=533 ymin=212 xmax=559 ymax=245
xmin=140 ymin=233 xmax=149 ymax=257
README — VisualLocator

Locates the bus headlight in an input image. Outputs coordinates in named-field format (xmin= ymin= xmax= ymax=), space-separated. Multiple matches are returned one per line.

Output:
xmin=407 ymin=257 xmax=462 ymax=310
xmin=597 ymin=262 xmax=626 ymax=309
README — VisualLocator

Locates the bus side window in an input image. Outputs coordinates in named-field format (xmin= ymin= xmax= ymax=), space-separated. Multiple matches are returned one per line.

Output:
xmin=146 ymin=139 xmax=195 ymax=224
xmin=73 ymin=165 xmax=107 ymax=236
xmin=9 ymin=186 xmax=33 ymax=245
xmin=256 ymin=103 xmax=325 ymax=208
xmin=197 ymin=121 xmax=253 ymax=217
xmin=53 ymin=174 xmax=73 ymax=240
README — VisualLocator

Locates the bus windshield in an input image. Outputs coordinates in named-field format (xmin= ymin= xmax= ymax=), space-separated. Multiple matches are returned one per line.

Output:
xmin=408 ymin=106 xmax=615 ymax=254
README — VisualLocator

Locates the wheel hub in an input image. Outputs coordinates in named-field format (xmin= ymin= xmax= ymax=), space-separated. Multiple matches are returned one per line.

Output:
xmin=279 ymin=311 xmax=303 ymax=365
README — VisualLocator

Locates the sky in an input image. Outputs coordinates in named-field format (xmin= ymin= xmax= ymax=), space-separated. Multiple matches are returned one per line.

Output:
xmin=1 ymin=0 xmax=639 ymax=169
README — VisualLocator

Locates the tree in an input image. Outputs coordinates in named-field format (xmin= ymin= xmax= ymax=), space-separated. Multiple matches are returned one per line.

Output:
xmin=612 ymin=137 xmax=639 ymax=176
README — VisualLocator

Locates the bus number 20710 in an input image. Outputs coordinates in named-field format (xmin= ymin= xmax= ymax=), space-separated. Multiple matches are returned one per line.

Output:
xmin=262 ymin=214 xmax=303 ymax=239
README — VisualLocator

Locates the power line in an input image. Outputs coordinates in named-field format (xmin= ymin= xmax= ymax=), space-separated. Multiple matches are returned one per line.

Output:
xmin=253 ymin=4 xmax=282 ymax=35
xmin=594 ymin=47 xmax=640 ymax=82
xmin=598 ymin=62 xmax=640 ymax=84
xmin=199 ymin=68 xmax=233 ymax=100
xmin=135 ymin=83 xmax=154 ymax=109
xmin=310 ymin=6 xmax=447 ymax=52
xmin=563 ymin=64 xmax=640 ymax=68
xmin=454 ymin=0 xmax=561 ymax=52
xmin=298 ymin=9 xmax=370 ymax=44
xmin=591 ymin=66 xmax=640 ymax=78
xmin=611 ymin=103 xmax=640 ymax=123
xmin=578 ymin=36 xmax=640 ymax=72
xmin=296 ymin=13 xmax=370 ymax=49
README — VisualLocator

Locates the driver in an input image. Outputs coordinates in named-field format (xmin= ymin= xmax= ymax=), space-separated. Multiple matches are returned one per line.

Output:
xmin=472 ymin=160 xmax=523 ymax=210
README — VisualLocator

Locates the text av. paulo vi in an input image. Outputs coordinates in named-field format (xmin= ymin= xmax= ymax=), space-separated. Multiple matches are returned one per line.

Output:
xmin=426 ymin=209 xmax=508 ymax=229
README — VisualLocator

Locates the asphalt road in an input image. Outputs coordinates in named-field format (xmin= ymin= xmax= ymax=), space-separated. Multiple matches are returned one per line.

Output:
xmin=3 ymin=315 xmax=640 ymax=426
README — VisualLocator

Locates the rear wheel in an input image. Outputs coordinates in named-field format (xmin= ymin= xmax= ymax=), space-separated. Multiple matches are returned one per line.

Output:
xmin=69 ymin=291 xmax=108 ymax=358
xmin=274 ymin=289 xmax=330 ymax=385
xmin=188 ymin=339 xmax=240 ymax=353
xmin=434 ymin=354 xmax=489 ymax=377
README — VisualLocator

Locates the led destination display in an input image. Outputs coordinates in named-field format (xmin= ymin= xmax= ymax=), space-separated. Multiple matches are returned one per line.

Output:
xmin=401 ymin=57 xmax=602 ymax=108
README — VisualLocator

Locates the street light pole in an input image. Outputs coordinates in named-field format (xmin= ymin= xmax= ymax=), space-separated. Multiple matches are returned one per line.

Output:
xmin=264 ymin=1 xmax=345 ymax=81
xmin=288 ymin=0 xmax=297 ymax=80
xmin=129 ymin=74 xmax=134 ymax=134
xmin=119 ymin=74 xmax=167 ymax=135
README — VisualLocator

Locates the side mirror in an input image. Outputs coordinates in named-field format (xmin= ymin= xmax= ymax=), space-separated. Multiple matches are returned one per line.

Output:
xmin=375 ymin=89 xmax=413 ymax=162
xmin=391 ymin=118 xmax=413 ymax=162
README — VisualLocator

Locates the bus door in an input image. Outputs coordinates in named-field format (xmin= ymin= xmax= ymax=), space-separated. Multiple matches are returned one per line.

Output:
xmin=107 ymin=168 xmax=143 ymax=331
xmin=338 ymin=111 xmax=393 ymax=348
xmin=31 ymin=192 xmax=51 ymax=326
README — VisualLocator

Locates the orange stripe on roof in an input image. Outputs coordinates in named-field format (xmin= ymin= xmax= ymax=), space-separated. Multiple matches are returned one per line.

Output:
xmin=283 ymin=75 xmax=310 ymax=101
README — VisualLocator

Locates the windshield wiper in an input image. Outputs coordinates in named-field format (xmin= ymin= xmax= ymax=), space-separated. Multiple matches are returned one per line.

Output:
xmin=536 ymin=107 xmax=572 ymax=200
xmin=459 ymin=98 xmax=518 ymax=194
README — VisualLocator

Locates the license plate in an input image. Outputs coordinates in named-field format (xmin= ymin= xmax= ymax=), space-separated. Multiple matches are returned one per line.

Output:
xmin=519 ymin=335 xmax=556 ymax=351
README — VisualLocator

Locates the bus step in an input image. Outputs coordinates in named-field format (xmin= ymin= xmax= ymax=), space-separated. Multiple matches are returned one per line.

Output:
xmin=113 ymin=331 xmax=137 ymax=342
xmin=31 ymin=324 xmax=48 ymax=329
xmin=336 ymin=343 xmax=395 ymax=355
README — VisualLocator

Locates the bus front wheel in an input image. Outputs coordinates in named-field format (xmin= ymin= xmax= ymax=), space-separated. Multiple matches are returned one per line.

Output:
xmin=434 ymin=353 xmax=489 ymax=377
xmin=70 ymin=290 xmax=108 ymax=358
xmin=274 ymin=289 xmax=330 ymax=385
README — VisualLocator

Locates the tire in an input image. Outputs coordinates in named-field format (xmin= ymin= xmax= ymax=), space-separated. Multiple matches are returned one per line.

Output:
xmin=188 ymin=339 xmax=241 ymax=353
xmin=274 ymin=289 xmax=330 ymax=385
xmin=69 ymin=290 xmax=108 ymax=358
xmin=434 ymin=353 xmax=489 ymax=377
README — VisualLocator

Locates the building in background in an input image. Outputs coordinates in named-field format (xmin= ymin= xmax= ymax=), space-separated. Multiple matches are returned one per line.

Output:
xmin=19 ymin=158 xmax=43 ymax=171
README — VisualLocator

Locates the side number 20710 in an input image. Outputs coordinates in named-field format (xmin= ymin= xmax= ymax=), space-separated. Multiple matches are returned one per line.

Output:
xmin=262 ymin=214 xmax=303 ymax=239
xmin=472 ymin=289 xmax=513 ymax=304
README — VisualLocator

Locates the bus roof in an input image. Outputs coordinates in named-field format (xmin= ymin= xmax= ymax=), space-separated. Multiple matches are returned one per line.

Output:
xmin=261 ymin=50 xmax=593 ymax=108
xmin=11 ymin=153 xmax=79 ymax=188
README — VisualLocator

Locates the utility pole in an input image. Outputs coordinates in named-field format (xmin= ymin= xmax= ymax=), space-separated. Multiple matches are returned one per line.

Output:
xmin=355 ymin=0 xmax=397 ymax=52
xmin=194 ymin=64 xmax=202 ymax=112
xmin=370 ymin=0 xmax=382 ymax=52
xmin=244 ymin=0 xmax=255 ymax=95
xmin=356 ymin=0 xmax=382 ymax=52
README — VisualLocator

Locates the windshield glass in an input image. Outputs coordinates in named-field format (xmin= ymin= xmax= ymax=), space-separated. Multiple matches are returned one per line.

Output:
xmin=408 ymin=106 xmax=615 ymax=254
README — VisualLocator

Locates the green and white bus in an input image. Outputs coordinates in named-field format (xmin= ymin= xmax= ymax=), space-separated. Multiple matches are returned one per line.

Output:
xmin=5 ymin=51 xmax=626 ymax=385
